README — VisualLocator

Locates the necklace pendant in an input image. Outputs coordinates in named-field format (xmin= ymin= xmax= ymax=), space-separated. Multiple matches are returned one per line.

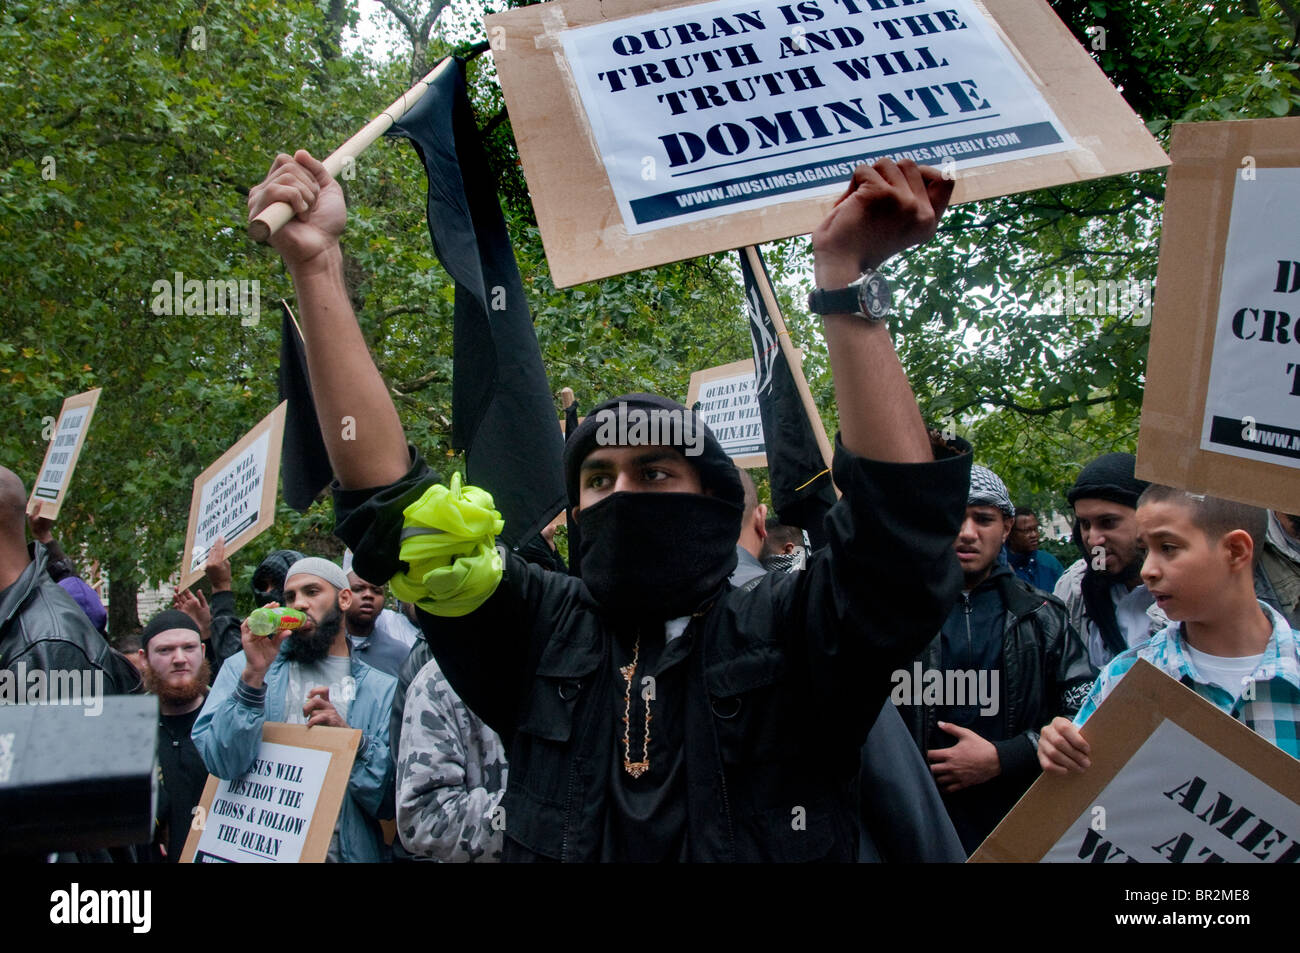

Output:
xmin=623 ymin=759 xmax=650 ymax=778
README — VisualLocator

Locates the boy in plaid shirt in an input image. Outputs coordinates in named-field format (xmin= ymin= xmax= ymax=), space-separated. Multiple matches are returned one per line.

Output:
xmin=1039 ymin=486 xmax=1300 ymax=770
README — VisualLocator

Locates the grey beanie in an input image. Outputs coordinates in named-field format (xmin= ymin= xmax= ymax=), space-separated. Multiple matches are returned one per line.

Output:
xmin=285 ymin=557 xmax=350 ymax=592
xmin=968 ymin=465 xmax=1015 ymax=518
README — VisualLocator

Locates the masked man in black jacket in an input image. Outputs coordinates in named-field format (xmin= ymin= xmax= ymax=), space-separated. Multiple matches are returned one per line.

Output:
xmin=247 ymin=152 xmax=971 ymax=861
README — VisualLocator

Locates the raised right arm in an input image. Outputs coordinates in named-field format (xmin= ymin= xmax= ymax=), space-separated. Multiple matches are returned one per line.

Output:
xmin=247 ymin=150 xmax=409 ymax=489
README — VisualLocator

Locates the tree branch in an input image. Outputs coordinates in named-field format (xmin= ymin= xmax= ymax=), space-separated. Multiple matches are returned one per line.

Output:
xmin=481 ymin=106 xmax=510 ymax=137
xmin=953 ymin=392 xmax=1119 ymax=417
xmin=99 ymin=131 xmax=169 ymax=146
xmin=376 ymin=0 xmax=419 ymax=45
xmin=460 ymin=40 xmax=491 ymax=61
xmin=380 ymin=305 xmax=430 ymax=320
xmin=51 ymin=106 xmax=84 ymax=130
xmin=392 ymin=368 xmax=443 ymax=392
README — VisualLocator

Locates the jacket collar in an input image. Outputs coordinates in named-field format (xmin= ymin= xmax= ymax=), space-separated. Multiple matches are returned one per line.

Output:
xmin=1268 ymin=512 xmax=1300 ymax=564
xmin=967 ymin=562 xmax=1013 ymax=601
xmin=1156 ymin=602 xmax=1300 ymax=694
xmin=260 ymin=642 xmax=377 ymax=721
xmin=0 ymin=544 xmax=46 ymax=632
xmin=993 ymin=571 xmax=1052 ymax=620
xmin=267 ymin=638 xmax=375 ymax=681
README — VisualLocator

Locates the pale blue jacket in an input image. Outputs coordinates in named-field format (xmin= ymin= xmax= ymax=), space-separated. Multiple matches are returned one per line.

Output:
xmin=192 ymin=647 xmax=398 ymax=862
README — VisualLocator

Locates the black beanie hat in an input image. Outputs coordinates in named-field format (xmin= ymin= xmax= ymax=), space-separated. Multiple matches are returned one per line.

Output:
xmin=1067 ymin=452 xmax=1149 ymax=510
xmin=251 ymin=549 xmax=306 ymax=603
xmin=563 ymin=393 xmax=744 ymax=511
xmin=141 ymin=609 xmax=201 ymax=649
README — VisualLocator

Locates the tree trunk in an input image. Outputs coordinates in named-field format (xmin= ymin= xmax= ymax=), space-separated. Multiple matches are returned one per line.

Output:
xmin=106 ymin=560 xmax=141 ymax=645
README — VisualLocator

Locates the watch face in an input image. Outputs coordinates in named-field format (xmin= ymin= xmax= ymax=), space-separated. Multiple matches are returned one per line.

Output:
xmin=858 ymin=274 xmax=891 ymax=320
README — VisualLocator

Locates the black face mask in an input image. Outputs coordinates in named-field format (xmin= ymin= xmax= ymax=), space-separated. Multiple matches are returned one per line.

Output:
xmin=761 ymin=549 xmax=805 ymax=574
xmin=578 ymin=492 xmax=741 ymax=619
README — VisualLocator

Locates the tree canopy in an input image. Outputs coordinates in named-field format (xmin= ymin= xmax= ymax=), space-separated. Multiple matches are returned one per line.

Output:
xmin=2 ymin=0 xmax=1296 ymax=636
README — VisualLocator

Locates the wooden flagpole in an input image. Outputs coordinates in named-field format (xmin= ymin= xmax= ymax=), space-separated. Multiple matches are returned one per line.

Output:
xmin=742 ymin=245 xmax=838 ymax=493
xmin=280 ymin=299 xmax=305 ymax=344
xmin=249 ymin=57 xmax=456 ymax=243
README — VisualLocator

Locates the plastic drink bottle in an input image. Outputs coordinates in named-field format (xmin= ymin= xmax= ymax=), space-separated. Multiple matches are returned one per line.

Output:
xmin=247 ymin=606 xmax=306 ymax=637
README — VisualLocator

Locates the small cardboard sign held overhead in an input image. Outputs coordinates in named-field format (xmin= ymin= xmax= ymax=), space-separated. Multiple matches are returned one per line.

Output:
xmin=486 ymin=0 xmax=1169 ymax=286
xmin=1137 ymin=118 xmax=1300 ymax=513
xmin=181 ymin=724 xmax=359 ymax=863
xmin=687 ymin=357 xmax=768 ymax=467
xmin=971 ymin=660 xmax=1300 ymax=863
xmin=28 ymin=387 xmax=102 ymax=521
xmin=179 ymin=402 xmax=287 ymax=589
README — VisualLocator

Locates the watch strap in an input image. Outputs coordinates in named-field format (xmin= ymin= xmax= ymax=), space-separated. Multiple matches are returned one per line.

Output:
xmin=807 ymin=286 xmax=862 ymax=316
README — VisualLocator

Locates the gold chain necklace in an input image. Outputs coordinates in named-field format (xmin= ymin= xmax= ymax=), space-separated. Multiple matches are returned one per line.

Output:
xmin=620 ymin=635 xmax=652 ymax=778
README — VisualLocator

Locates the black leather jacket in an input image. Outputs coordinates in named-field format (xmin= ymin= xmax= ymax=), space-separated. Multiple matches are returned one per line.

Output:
xmin=901 ymin=569 xmax=1096 ymax=781
xmin=0 ymin=542 xmax=138 ymax=694
xmin=337 ymin=439 xmax=971 ymax=862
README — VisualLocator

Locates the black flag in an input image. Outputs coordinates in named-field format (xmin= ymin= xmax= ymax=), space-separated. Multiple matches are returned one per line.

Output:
xmin=279 ymin=301 xmax=333 ymax=512
xmin=740 ymin=247 xmax=836 ymax=549
xmin=387 ymin=59 xmax=565 ymax=549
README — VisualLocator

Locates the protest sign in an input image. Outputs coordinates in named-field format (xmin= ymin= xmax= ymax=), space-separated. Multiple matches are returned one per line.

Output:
xmin=181 ymin=724 xmax=359 ymax=863
xmin=28 ymin=387 xmax=102 ymax=521
xmin=1137 ymin=118 xmax=1300 ymax=514
xmin=179 ymin=402 xmax=286 ymax=589
xmin=687 ymin=357 xmax=768 ymax=466
xmin=970 ymin=660 xmax=1300 ymax=863
xmin=486 ymin=0 xmax=1169 ymax=286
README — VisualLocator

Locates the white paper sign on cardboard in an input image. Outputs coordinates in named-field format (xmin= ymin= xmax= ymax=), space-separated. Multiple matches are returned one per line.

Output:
xmin=1043 ymin=718 xmax=1300 ymax=863
xmin=695 ymin=368 xmax=767 ymax=458
xmin=560 ymin=0 xmax=1075 ymax=233
xmin=32 ymin=407 xmax=92 ymax=502
xmin=190 ymin=741 xmax=333 ymax=863
xmin=189 ymin=429 xmax=272 ymax=572
xmin=1199 ymin=167 xmax=1300 ymax=468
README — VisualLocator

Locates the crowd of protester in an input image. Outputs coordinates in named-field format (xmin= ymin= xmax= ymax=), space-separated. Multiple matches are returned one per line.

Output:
xmin=3 ymin=446 xmax=1296 ymax=863
xmin=2 ymin=156 xmax=1298 ymax=862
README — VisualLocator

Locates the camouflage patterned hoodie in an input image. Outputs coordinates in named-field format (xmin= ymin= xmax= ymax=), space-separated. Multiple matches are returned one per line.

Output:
xmin=397 ymin=654 xmax=508 ymax=861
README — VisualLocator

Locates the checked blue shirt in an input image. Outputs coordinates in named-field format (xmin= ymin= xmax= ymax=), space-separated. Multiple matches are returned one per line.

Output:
xmin=1074 ymin=601 xmax=1300 ymax=759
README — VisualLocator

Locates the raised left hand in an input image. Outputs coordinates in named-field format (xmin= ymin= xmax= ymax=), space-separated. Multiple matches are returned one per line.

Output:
xmin=811 ymin=158 xmax=953 ymax=289
xmin=173 ymin=588 xmax=212 ymax=641
xmin=27 ymin=505 xmax=55 ymax=544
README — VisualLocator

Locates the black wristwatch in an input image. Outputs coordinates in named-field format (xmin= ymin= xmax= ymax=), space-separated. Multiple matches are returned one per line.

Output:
xmin=807 ymin=270 xmax=892 ymax=322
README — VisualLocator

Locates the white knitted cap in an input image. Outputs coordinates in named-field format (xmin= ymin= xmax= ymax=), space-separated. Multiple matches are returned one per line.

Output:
xmin=285 ymin=556 xmax=350 ymax=592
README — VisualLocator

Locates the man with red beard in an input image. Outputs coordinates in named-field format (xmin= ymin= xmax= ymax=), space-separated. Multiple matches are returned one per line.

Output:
xmin=192 ymin=557 xmax=398 ymax=861
xmin=138 ymin=609 xmax=211 ymax=862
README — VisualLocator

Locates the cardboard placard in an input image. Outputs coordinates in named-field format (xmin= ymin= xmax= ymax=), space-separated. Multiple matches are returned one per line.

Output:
xmin=28 ymin=387 xmax=102 ymax=521
xmin=486 ymin=0 xmax=1169 ymax=286
xmin=180 ymin=723 xmax=360 ymax=863
xmin=179 ymin=402 xmax=287 ymax=589
xmin=1137 ymin=119 xmax=1300 ymax=513
xmin=970 ymin=660 xmax=1300 ymax=863
xmin=687 ymin=357 xmax=768 ymax=466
